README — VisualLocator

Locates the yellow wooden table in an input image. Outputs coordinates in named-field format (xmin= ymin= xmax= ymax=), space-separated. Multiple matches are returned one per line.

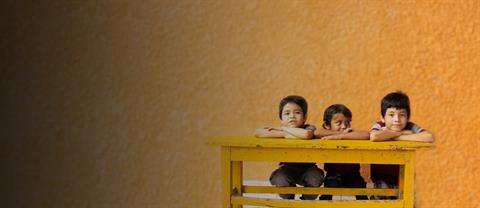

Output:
xmin=208 ymin=136 xmax=433 ymax=208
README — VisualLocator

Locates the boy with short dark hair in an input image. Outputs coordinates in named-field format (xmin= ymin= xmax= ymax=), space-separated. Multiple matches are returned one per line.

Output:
xmin=315 ymin=104 xmax=369 ymax=201
xmin=255 ymin=95 xmax=315 ymax=139
xmin=370 ymin=91 xmax=434 ymax=199
xmin=255 ymin=95 xmax=324 ymax=200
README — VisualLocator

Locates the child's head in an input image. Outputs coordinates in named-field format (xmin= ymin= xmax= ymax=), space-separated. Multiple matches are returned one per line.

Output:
xmin=322 ymin=104 xmax=352 ymax=131
xmin=278 ymin=95 xmax=308 ymax=127
xmin=380 ymin=91 xmax=411 ymax=131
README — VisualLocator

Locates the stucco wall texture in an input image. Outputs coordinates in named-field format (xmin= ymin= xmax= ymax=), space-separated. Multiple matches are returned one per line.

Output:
xmin=2 ymin=0 xmax=480 ymax=207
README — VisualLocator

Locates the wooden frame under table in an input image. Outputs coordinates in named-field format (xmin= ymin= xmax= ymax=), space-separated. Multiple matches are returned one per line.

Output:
xmin=208 ymin=136 xmax=433 ymax=208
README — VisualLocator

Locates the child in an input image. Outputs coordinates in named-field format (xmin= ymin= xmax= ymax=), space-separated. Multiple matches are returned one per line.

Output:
xmin=369 ymin=91 xmax=434 ymax=199
xmin=314 ymin=104 xmax=369 ymax=200
xmin=255 ymin=95 xmax=324 ymax=200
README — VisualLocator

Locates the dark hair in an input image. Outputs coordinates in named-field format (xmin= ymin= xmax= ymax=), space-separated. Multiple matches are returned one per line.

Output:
xmin=279 ymin=95 xmax=308 ymax=119
xmin=322 ymin=104 xmax=352 ymax=129
xmin=381 ymin=91 xmax=411 ymax=119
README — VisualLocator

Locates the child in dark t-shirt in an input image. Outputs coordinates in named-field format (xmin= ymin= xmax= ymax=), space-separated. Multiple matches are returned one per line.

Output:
xmin=370 ymin=91 xmax=434 ymax=199
xmin=255 ymin=95 xmax=324 ymax=200
xmin=314 ymin=104 xmax=369 ymax=200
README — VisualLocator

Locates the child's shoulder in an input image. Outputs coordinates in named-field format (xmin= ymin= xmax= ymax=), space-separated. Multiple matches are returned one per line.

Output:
xmin=405 ymin=122 xmax=424 ymax=133
xmin=371 ymin=121 xmax=384 ymax=130
xmin=301 ymin=124 xmax=317 ymax=131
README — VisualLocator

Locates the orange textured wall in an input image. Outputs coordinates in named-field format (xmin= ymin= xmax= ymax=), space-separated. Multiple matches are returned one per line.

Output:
xmin=2 ymin=1 xmax=480 ymax=207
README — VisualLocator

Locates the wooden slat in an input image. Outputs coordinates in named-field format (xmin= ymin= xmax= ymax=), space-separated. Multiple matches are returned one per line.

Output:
xmin=232 ymin=196 xmax=403 ymax=208
xmin=243 ymin=186 xmax=398 ymax=196
xmin=231 ymin=147 xmax=410 ymax=164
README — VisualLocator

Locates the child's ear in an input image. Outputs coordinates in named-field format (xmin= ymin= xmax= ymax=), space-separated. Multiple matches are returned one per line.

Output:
xmin=380 ymin=116 xmax=385 ymax=122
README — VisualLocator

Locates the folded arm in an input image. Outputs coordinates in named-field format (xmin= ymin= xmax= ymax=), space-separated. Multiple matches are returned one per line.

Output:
xmin=281 ymin=127 xmax=314 ymax=139
xmin=395 ymin=130 xmax=435 ymax=142
xmin=254 ymin=127 xmax=284 ymax=138
xmin=369 ymin=129 xmax=402 ymax=142
xmin=321 ymin=129 xmax=370 ymax=140
xmin=314 ymin=129 xmax=342 ymax=138
xmin=371 ymin=129 xmax=435 ymax=143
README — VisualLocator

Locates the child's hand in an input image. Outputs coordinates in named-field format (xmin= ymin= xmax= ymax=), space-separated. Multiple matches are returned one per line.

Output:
xmin=321 ymin=134 xmax=342 ymax=140
xmin=343 ymin=128 xmax=353 ymax=133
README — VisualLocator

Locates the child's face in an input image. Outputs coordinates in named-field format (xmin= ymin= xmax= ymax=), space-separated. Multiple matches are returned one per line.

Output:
xmin=382 ymin=107 xmax=408 ymax=132
xmin=327 ymin=113 xmax=351 ymax=131
xmin=280 ymin=103 xmax=306 ymax=128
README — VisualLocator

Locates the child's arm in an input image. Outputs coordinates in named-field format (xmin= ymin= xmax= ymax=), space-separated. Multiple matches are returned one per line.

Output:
xmin=281 ymin=127 xmax=314 ymax=139
xmin=369 ymin=129 xmax=402 ymax=142
xmin=314 ymin=129 xmax=343 ymax=138
xmin=395 ymin=130 xmax=435 ymax=142
xmin=254 ymin=127 xmax=284 ymax=138
xmin=322 ymin=129 xmax=370 ymax=140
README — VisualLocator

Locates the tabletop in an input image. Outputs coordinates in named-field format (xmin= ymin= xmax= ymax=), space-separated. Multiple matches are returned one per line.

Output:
xmin=208 ymin=136 xmax=434 ymax=150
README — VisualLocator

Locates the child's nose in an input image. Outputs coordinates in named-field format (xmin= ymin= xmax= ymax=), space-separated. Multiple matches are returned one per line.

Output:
xmin=393 ymin=115 xmax=399 ymax=121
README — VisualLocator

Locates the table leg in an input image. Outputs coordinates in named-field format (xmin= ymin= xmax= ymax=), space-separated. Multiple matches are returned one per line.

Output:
xmin=232 ymin=161 xmax=243 ymax=208
xmin=398 ymin=165 xmax=404 ymax=199
xmin=403 ymin=151 xmax=415 ymax=208
xmin=221 ymin=147 xmax=232 ymax=208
